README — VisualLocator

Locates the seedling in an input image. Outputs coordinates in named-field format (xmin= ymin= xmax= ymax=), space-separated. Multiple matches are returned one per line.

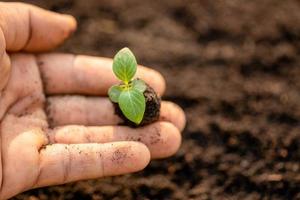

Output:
xmin=108 ymin=47 xmax=147 ymax=124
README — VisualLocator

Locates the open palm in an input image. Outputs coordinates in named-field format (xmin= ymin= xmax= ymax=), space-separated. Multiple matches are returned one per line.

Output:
xmin=0 ymin=3 xmax=185 ymax=199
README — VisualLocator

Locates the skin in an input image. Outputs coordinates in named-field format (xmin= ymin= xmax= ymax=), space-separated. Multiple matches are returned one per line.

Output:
xmin=0 ymin=2 xmax=186 ymax=199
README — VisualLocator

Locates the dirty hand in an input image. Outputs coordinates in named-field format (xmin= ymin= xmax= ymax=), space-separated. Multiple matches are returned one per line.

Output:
xmin=0 ymin=2 xmax=186 ymax=199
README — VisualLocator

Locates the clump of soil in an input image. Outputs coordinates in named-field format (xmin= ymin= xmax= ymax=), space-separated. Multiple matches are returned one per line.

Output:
xmin=113 ymin=83 xmax=161 ymax=127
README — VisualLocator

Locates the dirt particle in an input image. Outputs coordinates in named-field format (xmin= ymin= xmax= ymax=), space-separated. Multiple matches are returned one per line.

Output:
xmin=149 ymin=126 xmax=161 ymax=145
xmin=111 ymin=148 xmax=129 ymax=165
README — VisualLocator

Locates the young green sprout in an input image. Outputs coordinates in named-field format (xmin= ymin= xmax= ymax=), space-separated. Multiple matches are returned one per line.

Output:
xmin=108 ymin=47 xmax=147 ymax=124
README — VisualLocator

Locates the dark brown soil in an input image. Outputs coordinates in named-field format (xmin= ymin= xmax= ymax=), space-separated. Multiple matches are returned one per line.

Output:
xmin=12 ymin=0 xmax=300 ymax=199
xmin=114 ymin=83 xmax=161 ymax=127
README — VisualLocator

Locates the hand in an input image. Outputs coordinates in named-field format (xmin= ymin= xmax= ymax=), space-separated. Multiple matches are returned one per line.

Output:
xmin=0 ymin=2 xmax=185 ymax=199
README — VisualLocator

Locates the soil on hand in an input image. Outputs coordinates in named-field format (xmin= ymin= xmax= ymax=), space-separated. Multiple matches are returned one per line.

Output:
xmin=13 ymin=0 xmax=300 ymax=199
xmin=114 ymin=84 xmax=161 ymax=127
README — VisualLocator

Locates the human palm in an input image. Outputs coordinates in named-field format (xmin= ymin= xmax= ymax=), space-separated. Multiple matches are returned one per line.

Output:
xmin=0 ymin=3 xmax=185 ymax=199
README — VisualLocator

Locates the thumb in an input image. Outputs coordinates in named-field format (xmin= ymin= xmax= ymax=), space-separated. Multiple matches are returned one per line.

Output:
xmin=0 ymin=2 xmax=77 ymax=91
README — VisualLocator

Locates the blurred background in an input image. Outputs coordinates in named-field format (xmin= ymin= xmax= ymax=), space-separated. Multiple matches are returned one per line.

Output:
xmin=8 ymin=0 xmax=300 ymax=199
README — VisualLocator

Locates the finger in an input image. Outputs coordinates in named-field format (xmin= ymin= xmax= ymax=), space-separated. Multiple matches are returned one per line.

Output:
xmin=37 ymin=54 xmax=166 ymax=96
xmin=35 ymin=142 xmax=150 ymax=188
xmin=0 ymin=2 xmax=76 ymax=51
xmin=46 ymin=96 xmax=186 ymax=131
xmin=0 ymin=47 xmax=10 ymax=91
xmin=159 ymin=101 xmax=186 ymax=131
xmin=0 ymin=2 xmax=76 ymax=91
xmin=48 ymin=122 xmax=181 ymax=159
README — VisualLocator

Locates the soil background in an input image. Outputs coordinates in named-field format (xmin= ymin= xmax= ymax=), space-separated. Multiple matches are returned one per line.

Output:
xmin=8 ymin=0 xmax=300 ymax=199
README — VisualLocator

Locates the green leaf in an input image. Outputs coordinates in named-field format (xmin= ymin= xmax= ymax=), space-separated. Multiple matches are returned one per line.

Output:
xmin=113 ymin=47 xmax=137 ymax=83
xmin=118 ymin=88 xmax=146 ymax=124
xmin=108 ymin=85 xmax=122 ymax=103
xmin=132 ymin=79 xmax=147 ymax=93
